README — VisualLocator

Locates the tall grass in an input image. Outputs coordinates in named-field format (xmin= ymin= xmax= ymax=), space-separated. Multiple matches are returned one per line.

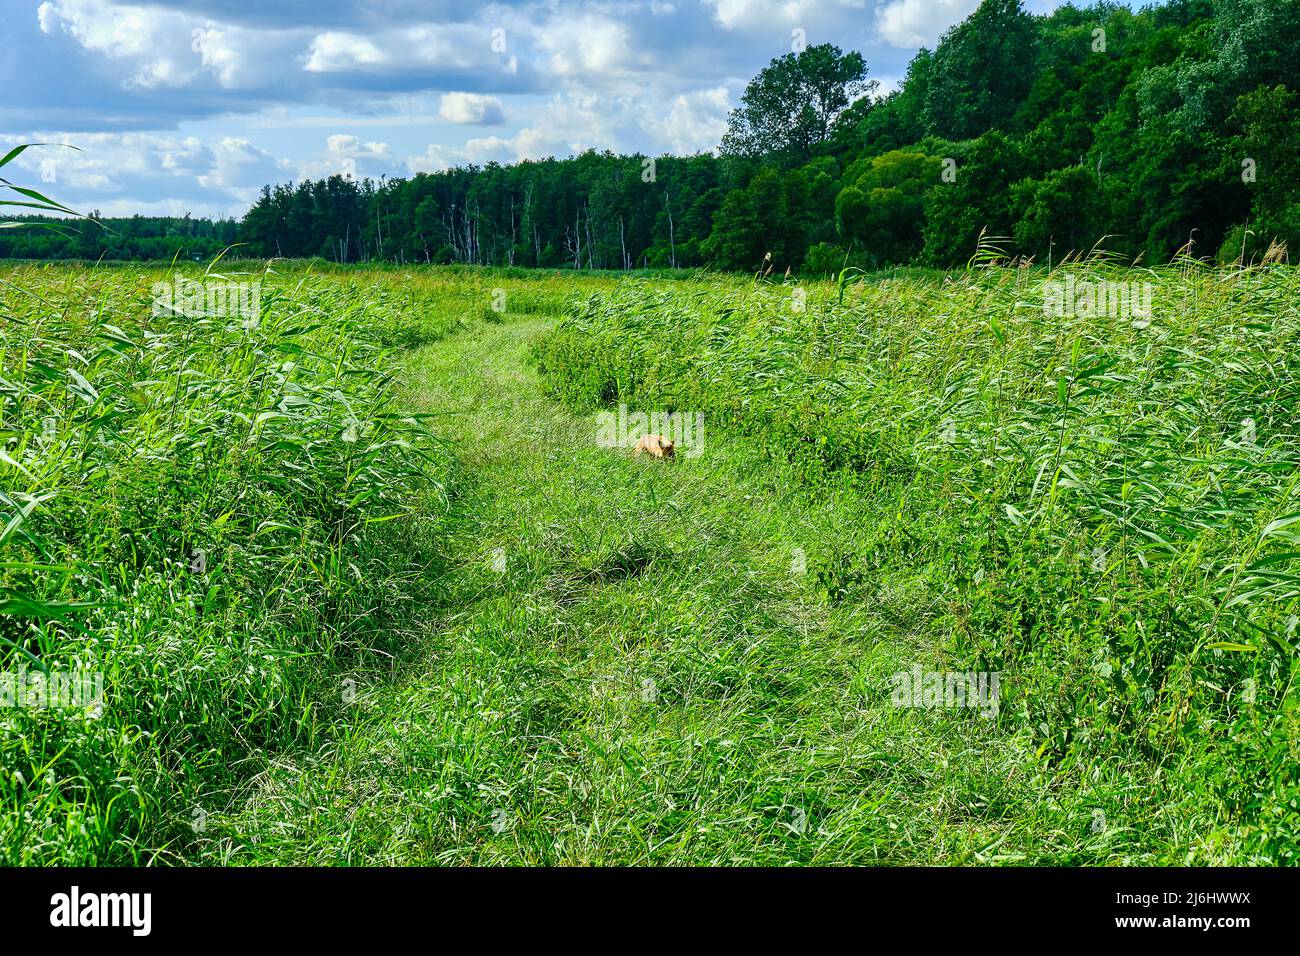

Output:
xmin=0 ymin=262 xmax=453 ymax=863
xmin=535 ymin=262 xmax=1300 ymax=863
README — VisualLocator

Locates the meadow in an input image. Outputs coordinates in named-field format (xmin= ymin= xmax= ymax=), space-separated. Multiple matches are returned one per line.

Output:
xmin=0 ymin=261 xmax=607 ymax=863
xmin=1 ymin=258 xmax=1296 ymax=864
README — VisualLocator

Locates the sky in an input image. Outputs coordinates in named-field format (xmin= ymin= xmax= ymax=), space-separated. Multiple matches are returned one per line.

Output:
xmin=0 ymin=0 xmax=1074 ymax=219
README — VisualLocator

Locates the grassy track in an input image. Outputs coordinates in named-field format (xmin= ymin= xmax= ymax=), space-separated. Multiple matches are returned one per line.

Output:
xmin=199 ymin=312 xmax=1205 ymax=865
xmin=0 ymin=264 xmax=619 ymax=864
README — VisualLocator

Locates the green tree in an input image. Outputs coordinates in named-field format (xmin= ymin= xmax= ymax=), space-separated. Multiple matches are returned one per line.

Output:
xmin=1227 ymin=84 xmax=1300 ymax=251
xmin=1009 ymin=165 xmax=1097 ymax=257
xmin=923 ymin=0 xmax=1040 ymax=141
xmin=835 ymin=150 xmax=941 ymax=265
xmin=921 ymin=132 xmax=1019 ymax=265
xmin=703 ymin=168 xmax=801 ymax=271
xmin=721 ymin=44 xmax=874 ymax=167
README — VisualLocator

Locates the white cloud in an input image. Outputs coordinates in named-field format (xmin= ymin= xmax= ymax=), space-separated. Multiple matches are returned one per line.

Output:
xmin=198 ymin=137 xmax=288 ymax=201
xmin=191 ymin=25 xmax=306 ymax=89
xmin=438 ymin=93 xmax=506 ymax=125
xmin=326 ymin=134 xmax=393 ymax=159
xmin=408 ymin=83 xmax=734 ymax=173
xmin=37 ymin=2 xmax=60 ymax=33
xmin=510 ymin=93 xmax=624 ymax=160
xmin=37 ymin=0 xmax=197 ymax=88
xmin=646 ymin=86 xmax=731 ymax=155
xmin=293 ymin=133 xmax=395 ymax=181
xmin=301 ymin=23 xmax=515 ymax=76
xmin=535 ymin=16 xmax=630 ymax=77
xmin=35 ymin=0 xmax=307 ymax=92
xmin=39 ymin=0 xmax=164 ymax=58
xmin=881 ymin=73 xmax=904 ymax=94
xmin=875 ymin=0 xmax=980 ymax=49
xmin=124 ymin=58 xmax=192 ymax=91
xmin=408 ymin=93 xmax=617 ymax=171
xmin=705 ymin=0 xmax=866 ymax=32
xmin=303 ymin=32 xmax=389 ymax=72
xmin=0 ymin=131 xmax=289 ymax=212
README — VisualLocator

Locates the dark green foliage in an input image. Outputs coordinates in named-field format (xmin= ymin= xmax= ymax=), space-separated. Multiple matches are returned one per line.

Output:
xmin=921 ymin=0 xmax=1041 ymax=140
xmin=720 ymin=44 xmax=873 ymax=167
xmin=836 ymin=150 xmax=942 ymax=267
xmin=0 ymin=213 xmax=239 ymax=260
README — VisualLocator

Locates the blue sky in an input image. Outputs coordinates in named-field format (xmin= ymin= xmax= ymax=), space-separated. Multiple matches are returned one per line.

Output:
xmin=1 ymin=0 xmax=1075 ymax=219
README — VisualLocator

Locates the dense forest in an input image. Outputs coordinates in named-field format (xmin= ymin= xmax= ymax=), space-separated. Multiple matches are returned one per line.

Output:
xmin=0 ymin=213 xmax=239 ymax=261
xmin=3 ymin=0 xmax=1297 ymax=270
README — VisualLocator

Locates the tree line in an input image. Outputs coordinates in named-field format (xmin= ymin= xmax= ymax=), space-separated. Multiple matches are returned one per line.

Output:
xmin=3 ymin=0 xmax=1296 ymax=271
xmin=0 ymin=213 xmax=238 ymax=261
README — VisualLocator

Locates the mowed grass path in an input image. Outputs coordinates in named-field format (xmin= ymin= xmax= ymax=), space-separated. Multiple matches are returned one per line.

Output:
xmin=199 ymin=315 xmax=1181 ymax=865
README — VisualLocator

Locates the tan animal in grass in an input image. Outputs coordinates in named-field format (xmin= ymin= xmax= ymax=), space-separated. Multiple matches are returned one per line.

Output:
xmin=633 ymin=433 xmax=675 ymax=459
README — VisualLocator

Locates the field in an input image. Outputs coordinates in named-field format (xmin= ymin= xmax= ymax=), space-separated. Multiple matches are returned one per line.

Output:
xmin=1 ymin=259 xmax=1297 ymax=864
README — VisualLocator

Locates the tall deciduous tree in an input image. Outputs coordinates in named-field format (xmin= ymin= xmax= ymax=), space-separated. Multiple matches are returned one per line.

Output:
xmin=721 ymin=44 xmax=874 ymax=167
xmin=923 ymin=0 xmax=1040 ymax=141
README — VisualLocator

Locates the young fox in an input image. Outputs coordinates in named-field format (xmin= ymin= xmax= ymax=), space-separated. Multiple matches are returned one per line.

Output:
xmin=633 ymin=434 xmax=675 ymax=459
